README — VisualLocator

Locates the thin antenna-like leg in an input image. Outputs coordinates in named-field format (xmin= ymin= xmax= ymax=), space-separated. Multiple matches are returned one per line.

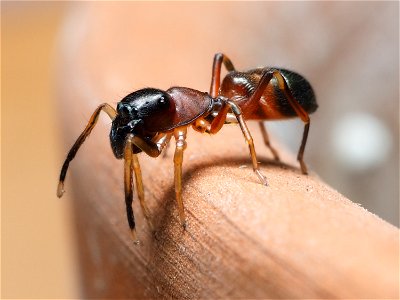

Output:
xmin=210 ymin=53 xmax=235 ymax=97
xmin=173 ymin=127 xmax=188 ymax=228
xmin=259 ymin=121 xmax=280 ymax=161
xmin=124 ymin=134 xmax=139 ymax=242
xmin=57 ymin=103 xmax=116 ymax=198
xmin=227 ymin=101 xmax=268 ymax=186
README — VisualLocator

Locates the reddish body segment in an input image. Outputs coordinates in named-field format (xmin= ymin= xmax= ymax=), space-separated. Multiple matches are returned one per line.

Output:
xmin=166 ymin=87 xmax=214 ymax=130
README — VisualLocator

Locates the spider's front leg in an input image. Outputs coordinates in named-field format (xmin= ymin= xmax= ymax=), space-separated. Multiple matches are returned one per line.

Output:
xmin=57 ymin=103 xmax=116 ymax=197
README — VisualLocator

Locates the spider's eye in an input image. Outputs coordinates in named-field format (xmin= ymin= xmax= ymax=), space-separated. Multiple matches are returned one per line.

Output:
xmin=158 ymin=95 xmax=167 ymax=106
xmin=121 ymin=106 xmax=130 ymax=115
xmin=118 ymin=103 xmax=135 ymax=117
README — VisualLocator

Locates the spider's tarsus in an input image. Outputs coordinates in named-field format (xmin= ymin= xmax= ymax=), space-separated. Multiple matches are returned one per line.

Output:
xmin=130 ymin=229 xmax=140 ymax=245
xmin=57 ymin=182 xmax=65 ymax=198
xmin=299 ymin=161 xmax=308 ymax=175
xmin=255 ymin=170 xmax=268 ymax=186
xmin=181 ymin=220 xmax=187 ymax=230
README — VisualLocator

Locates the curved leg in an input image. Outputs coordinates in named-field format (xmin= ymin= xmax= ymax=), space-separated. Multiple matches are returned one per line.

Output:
xmin=245 ymin=70 xmax=310 ymax=174
xmin=259 ymin=121 xmax=280 ymax=161
xmin=173 ymin=127 xmax=188 ymax=228
xmin=57 ymin=103 xmax=116 ymax=197
xmin=210 ymin=53 xmax=236 ymax=97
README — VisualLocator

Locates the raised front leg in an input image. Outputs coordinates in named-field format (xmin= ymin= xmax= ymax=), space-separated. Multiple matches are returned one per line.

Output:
xmin=57 ymin=103 xmax=116 ymax=197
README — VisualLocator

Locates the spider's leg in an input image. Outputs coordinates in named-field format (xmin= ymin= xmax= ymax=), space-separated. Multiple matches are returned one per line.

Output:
xmin=57 ymin=103 xmax=116 ymax=197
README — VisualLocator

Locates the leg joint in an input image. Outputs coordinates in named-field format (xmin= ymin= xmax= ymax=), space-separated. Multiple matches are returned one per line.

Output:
xmin=226 ymin=100 xmax=242 ymax=116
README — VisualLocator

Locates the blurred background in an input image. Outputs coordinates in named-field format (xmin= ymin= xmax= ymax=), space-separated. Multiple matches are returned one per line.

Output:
xmin=2 ymin=2 xmax=398 ymax=298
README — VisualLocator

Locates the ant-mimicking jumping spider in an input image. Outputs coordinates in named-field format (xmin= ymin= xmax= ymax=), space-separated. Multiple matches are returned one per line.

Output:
xmin=57 ymin=53 xmax=317 ymax=241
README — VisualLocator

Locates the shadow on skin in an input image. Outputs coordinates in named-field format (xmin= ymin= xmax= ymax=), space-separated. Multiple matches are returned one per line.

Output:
xmin=141 ymin=155 xmax=332 ymax=298
xmin=147 ymin=155 xmax=300 ymax=235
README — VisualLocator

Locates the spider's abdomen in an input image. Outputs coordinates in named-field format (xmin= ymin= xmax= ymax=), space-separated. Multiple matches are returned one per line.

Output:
xmin=220 ymin=68 xmax=317 ymax=120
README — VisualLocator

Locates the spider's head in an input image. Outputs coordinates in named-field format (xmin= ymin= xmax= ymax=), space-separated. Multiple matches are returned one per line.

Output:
xmin=110 ymin=88 xmax=175 ymax=158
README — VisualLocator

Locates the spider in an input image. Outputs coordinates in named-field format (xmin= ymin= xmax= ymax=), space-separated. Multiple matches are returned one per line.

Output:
xmin=57 ymin=53 xmax=317 ymax=241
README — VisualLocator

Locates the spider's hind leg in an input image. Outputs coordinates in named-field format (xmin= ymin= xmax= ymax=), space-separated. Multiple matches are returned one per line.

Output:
xmin=259 ymin=121 xmax=280 ymax=161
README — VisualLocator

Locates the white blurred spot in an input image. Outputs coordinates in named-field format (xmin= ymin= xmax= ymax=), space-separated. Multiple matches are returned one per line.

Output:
xmin=332 ymin=113 xmax=392 ymax=171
